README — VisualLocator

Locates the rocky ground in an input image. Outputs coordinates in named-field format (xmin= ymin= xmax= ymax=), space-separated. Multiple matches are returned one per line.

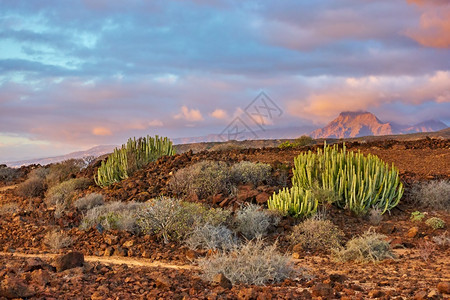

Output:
xmin=0 ymin=138 xmax=449 ymax=299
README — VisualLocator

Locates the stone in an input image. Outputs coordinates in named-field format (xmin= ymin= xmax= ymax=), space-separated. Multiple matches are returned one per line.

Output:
xmin=311 ymin=283 xmax=334 ymax=298
xmin=155 ymin=275 xmax=171 ymax=289
xmin=104 ymin=247 xmax=114 ymax=256
xmin=185 ymin=249 xmax=198 ymax=262
xmin=437 ymin=282 xmax=450 ymax=294
xmin=413 ymin=290 xmax=427 ymax=300
xmin=213 ymin=273 xmax=232 ymax=289
xmin=104 ymin=235 xmax=119 ymax=245
xmin=406 ymin=227 xmax=419 ymax=238
xmin=255 ymin=192 xmax=271 ymax=204
xmin=0 ymin=277 xmax=36 ymax=299
xmin=53 ymin=252 xmax=84 ymax=272
xmin=380 ymin=223 xmax=396 ymax=234
xmin=292 ymin=243 xmax=303 ymax=253
xmin=122 ymin=240 xmax=135 ymax=248
xmin=368 ymin=289 xmax=384 ymax=298
xmin=114 ymin=246 xmax=128 ymax=257
xmin=329 ymin=273 xmax=347 ymax=283
xmin=31 ymin=269 xmax=51 ymax=287
xmin=237 ymin=287 xmax=257 ymax=300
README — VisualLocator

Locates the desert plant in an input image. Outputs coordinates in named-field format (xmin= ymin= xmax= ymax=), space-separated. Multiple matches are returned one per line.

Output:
xmin=291 ymin=143 xmax=403 ymax=215
xmin=290 ymin=218 xmax=344 ymax=252
xmin=278 ymin=141 xmax=295 ymax=149
xmin=95 ymin=135 xmax=175 ymax=187
xmin=43 ymin=230 xmax=73 ymax=250
xmin=333 ymin=231 xmax=395 ymax=263
xmin=80 ymin=201 xmax=146 ymax=232
xmin=185 ymin=224 xmax=238 ymax=251
xmin=432 ymin=232 xmax=450 ymax=247
xmin=410 ymin=180 xmax=450 ymax=212
xmin=425 ymin=217 xmax=445 ymax=230
xmin=230 ymin=161 xmax=272 ymax=186
xmin=278 ymin=136 xmax=314 ymax=149
xmin=46 ymin=178 xmax=92 ymax=218
xmin=0 ymin=166 xmax=20 ymax=183
xmin=417 ymin=240 xmax=436 ymax=262
xmin=169 ymin=160 xmax=231 ymax=198
xmin=46 ymin=159 xmax=85 ymax=188
xmin=268 ymin=186 xmax=318 ymax=217
xmin=234 ymin=204 xmax=280 ymax=239
xmin=74 ymin=193 xmax=105 ymax=211
xmin=15 ymin=176 xmax=46 ymax=198
xmin=369 ymin=208 xmax=383 ymax=225
xmin=0 ymin=202 xmax=19 ymax=216
xmin=410 ymin=211 xmax=425 ymax=222
xmin=198 ymin=239 xmax=297 ymax=285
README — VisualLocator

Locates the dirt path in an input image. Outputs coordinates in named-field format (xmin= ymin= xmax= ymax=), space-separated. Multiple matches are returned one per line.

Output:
xmin=0 ymin=251 xmax=198 ymax=270
xmin=0 ymin=184 xmax=17 ymax=192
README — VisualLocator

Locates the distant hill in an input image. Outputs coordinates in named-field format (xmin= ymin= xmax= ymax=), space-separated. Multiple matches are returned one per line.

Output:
xmin=311 ymin=111 xmax=447 ymax=139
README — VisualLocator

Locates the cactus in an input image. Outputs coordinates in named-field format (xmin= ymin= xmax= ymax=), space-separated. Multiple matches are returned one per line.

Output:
xmin=268 ymin=143 xmax=403 ymax=216
xmin=268 ymin=186 xmax=318 ymax=217
xmin=95 ymin=135 xmax=175 ymax=187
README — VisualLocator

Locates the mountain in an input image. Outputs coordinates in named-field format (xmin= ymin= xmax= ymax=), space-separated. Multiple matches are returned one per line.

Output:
xmin=6 ymin=145 xmax=117 ymax=168
xmin=311 ymin=111 xmax=448 ymax=139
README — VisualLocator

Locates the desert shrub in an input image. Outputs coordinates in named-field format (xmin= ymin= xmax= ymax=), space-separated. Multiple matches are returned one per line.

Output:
xmin=234 ymin=204 xmax=280 ymax=239
xmin=290 ymin=218 xmax=344 ymax=252
xmin=368 ymin=208 xmax=383 ymax=225
xmin=198 ymin=239 xmax=297 ymax=285
xmin=169 ymin=160 xmax=231 ymax=198
xmin=46 ymin=178 xmax=92 ymax=217
xmin=43 ymin=230 xmax=73 ymax=250
xmin=290 ymin=143 xmax=403 ymax=215
xmin=185 ymin=224 xmax=238 ymax=251
xmin=333 ymin=231 xmax=395 ymax=263
xmin=46 ymin=159 xmax=85 ymax=188
xmin=230 ymin=161 xmax=272 ymax=186
xmin=278 ymin=136 xmax=314 ymax=149
xmin=425 ymin=217 xmax=445 ymax=230
xmin=0 ymin=166 xmax=20 ymax=183
xmin=80 ymin=201 xmax=146 ymax=232
xmin=410 ymin=211 xmax=425 ymax=222
xmin=74 ymin=193 xmax=105 ymax=211
xmin=29 ymin=167 xmax=49 ymax=179
xmin=15 ymin=177 xmax=46 ymax=198
xmin=138 ymin=198 xmax=230 ymax=243
xmin=410 ymin=180 xmax=450 ymax=212
xmin=95 ymin=135 xmax=175 ymax=187
xmin=0 ymin=202 xmax=19 ymax=216
xmin=432 ymin=232 xmax=450 ymax=247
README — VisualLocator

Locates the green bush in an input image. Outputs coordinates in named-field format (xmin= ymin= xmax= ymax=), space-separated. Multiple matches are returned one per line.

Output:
xmin=230 ymin=161 xmax=272 ymax=186
xmin=425 ymin=217 xmax=445 ymax=230
xmin=290 ymin=218 xmax=344 ymax=252
xmin=278 ymin=136 xmax=314 ymax=149
xmin=46 ymin=159 xmax=84 ymax=188
xmin=169 ymin=160 xmax=231 ymax=199
xmin=410 ymin=211 xmax=425 ymax=222
xmin=291 ymin=143 xmax=403 ymax=215
xmin=95 ymin=135 xmax=175 ymax=187
xmin=332 ymin=231 xmax=395 ymax=263
xmin=198 ymin=239 xmax=297 ymax=285
xmin=268 ymin=186 xmax=318 ymax=217
xmin=45 ymin=178 xmax=92 ymax=217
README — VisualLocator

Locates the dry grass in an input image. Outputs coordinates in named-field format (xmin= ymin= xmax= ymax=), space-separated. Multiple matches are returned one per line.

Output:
xmin=185 ymin=224 xmax=238 ymax=251
xmin=234 ymin=204 xmax=280 ymax=239
xmin=290 ymin=218 xmax=344 ymax=252
xmin=410 ymin=180 xmax=450 ymax=212
xmin=43 ymin=230 xmax=73 ymax=250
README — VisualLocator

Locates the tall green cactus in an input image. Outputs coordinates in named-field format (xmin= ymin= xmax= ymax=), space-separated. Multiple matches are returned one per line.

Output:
xmin=268 ymin=143 xmax=403 ymax=216
xmin=268 ymin=187 xmax=318 ymax=217
xmin=95 ymin=135 xmax=175 ymax=187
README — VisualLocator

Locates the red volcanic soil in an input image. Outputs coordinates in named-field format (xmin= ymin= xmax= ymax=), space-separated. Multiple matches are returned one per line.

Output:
xmin=0 ymin=138 xmax=449 ymax=299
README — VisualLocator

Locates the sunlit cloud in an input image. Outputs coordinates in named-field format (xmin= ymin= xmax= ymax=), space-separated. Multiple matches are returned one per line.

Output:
xmin=174 ymin=106 xmax=204 ymax=122
xmin=210 ymin=109 xmax=228 ymax=119
xmin=92 ymin=127 xmax=112 ymax=136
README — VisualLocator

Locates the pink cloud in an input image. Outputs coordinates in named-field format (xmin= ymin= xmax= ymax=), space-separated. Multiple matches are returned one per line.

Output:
xmin=174 ymin=106 xmax=204 ymax=122
xmin=92 ymin=127 xmax=112 ymax=136
xmin=210 ymin=109 xmax=228 ymax=119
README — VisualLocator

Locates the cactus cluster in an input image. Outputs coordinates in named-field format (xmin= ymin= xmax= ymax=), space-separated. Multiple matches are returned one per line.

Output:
xmin=268 ymin=186 xmax=318 ymax=217
xmin=95 ymin=135 xmax=175 ymax=187
xmin=268 ymin=143 xmax=403 ymax=216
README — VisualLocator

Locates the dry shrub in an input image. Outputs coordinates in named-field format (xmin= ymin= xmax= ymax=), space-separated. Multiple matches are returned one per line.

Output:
xmin=410 ymin=180 xmax=450 ymax=212
xmin=0 ymin=202 xmax=19 ymax=216
xmin=234 ymin=204 xmax=280 ymax=239
xmin=198 ymin=239 xmax=297 ymax=285
xmin=43 ymin=230 xmax=73 ymax=250
xmin=15 ymin=177 xmax=46 ymax=198
xmin=432 ymin=232 xmax=450 ymax=247
xmin=169 ymin=161 xmax=231 ymax=198
xmin=46 ymin=178 xmax=92 ymax=218
xmin=230 ymin=161 xmax=272 ymax=186
xmin=185 ymin=224 xmax=238 ymax=251
xmin=333 ymin=231 xmax=395 ymax=263
xmin=290 ymin=218 xmax=344 ymax=252
xmin=45 ymin=159 xmax=85 ymax=188
xmin=0 ymin=166 xmax=20 ymax=183
xmin=74 ymin=193 xmax=104 ymax=211
xmin=368 ymin=208 xmax=383 ymax=225
xmin=425 ymin=217 xmax=445 ymax=230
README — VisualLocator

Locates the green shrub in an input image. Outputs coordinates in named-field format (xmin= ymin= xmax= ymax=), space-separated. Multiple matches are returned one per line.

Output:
xmin=410 ymin=211 xmax=425 ymax=222
xmin=185 ymin=224 xmax=238 ymax=251
xmin=74 ymin=193 xmax=105 ymax=211
xmin=410 ymin=180 xmax=450 ymax=212
xmin=278 ymin=141 xmax=295 ymax=149
xmin=333 ymin=231 xmax=395 ymax=263
xmin=230 ymin=161 xmax=272 ymax=186
xmin=290 ymin=218 xmax=344 ymax=252
xmin=234 ymin=204 xmax=280 ymax=239
xmin=278 ymin=136 xmax=314 ymax=149
xmin=198 ymin=239 xmax=297 ymax=285
xmin=95 ymin=135 xmax=175 ymax=187
xmin=0 ymin=166 xmax=20 ymax=183
xmin=80 ymin=201 xmax=145 ymax=232
xmin=268 ymin=186 xmax=318 ymax=217
xmin=169 ymin=160 xmax=231 ymax=198
xmin=291 ymin=143 xmax=403 ymax=215
xmin=425 ymin=217 xmax=445 ymax=230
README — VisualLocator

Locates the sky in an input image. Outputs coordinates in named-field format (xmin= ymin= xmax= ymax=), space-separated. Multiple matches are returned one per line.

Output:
xmin=0 ymin=0 xmax=449 ymax=162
